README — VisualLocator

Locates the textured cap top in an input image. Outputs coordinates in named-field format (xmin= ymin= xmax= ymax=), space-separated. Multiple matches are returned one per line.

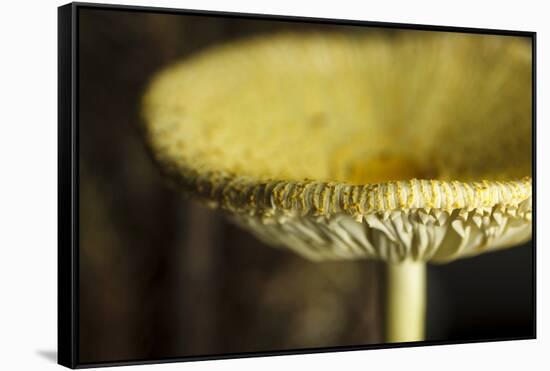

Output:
xmin=142 ymin=31 xmax=532 ymax=263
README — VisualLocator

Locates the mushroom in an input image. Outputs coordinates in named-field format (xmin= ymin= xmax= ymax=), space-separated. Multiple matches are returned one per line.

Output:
xmin=141 ymin=31 xmax=532 ymax=343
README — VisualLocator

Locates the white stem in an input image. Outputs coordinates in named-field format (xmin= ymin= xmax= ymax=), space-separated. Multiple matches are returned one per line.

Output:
xmin=386 ymin=260 xmax=426 ymax=343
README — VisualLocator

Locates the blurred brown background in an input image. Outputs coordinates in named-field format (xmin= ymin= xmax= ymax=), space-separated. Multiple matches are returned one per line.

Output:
xmin=77 ymin=7 xmax=533 ymax=364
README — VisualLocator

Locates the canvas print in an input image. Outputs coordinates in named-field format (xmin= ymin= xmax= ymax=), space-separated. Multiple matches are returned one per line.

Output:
xmin=59 ymin=3 xmax=534 ymax=368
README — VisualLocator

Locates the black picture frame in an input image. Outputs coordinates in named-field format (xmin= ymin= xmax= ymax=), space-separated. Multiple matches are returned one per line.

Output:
xmin=58 ymin=2 xmax=537 ymax=368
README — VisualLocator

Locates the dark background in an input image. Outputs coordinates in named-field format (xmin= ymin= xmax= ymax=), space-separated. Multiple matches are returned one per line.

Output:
xmin=78 ymin=7 xmax=533 ymax=364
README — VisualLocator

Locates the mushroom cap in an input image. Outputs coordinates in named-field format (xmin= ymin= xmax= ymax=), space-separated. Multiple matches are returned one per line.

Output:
xmin=142 ymin=31 xmax=532 ymax=263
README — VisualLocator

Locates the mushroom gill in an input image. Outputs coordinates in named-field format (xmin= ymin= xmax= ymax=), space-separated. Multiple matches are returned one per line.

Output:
xmin=141 ymin=30 xmax=532 ymax=343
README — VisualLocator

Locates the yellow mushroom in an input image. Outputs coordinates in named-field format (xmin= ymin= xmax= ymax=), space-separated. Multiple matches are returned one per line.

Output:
xmin=141 ymin=30 xmax=532 ymax=344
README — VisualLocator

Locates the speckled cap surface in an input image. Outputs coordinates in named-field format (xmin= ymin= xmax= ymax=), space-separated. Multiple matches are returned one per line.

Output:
xmin=142 ymin=31 xmax=532 ymax=263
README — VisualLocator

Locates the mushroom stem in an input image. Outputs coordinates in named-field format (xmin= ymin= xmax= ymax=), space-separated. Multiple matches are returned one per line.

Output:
xmin=386 ymin=260 xmax=426 ymax=343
